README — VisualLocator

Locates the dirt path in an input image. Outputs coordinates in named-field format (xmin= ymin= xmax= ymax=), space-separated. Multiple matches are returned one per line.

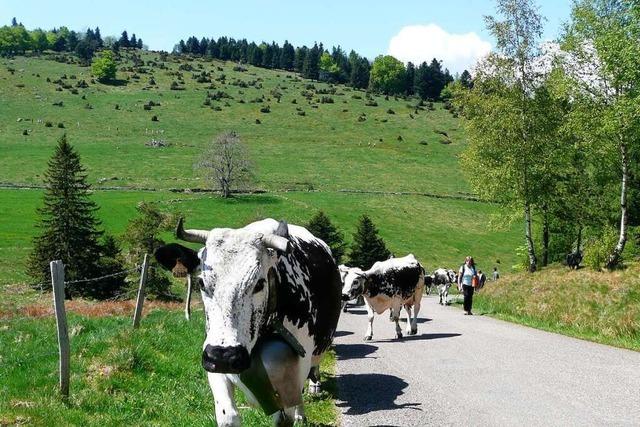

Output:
xmin=334 ymin=295 xmax=640 ymax=426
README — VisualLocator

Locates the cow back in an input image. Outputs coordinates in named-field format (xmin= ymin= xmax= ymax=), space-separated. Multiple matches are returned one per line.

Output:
xmin=366 ymin=255 xmax=423 ymax=300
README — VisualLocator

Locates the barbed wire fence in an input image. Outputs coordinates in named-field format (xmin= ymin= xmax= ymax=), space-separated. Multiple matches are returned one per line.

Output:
xmin=5 ymin=255 xmax=198 ymax=400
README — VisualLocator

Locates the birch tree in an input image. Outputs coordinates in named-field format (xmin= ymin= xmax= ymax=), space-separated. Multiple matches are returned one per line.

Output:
xmin=562 ymin=0 xmax=640 ymax=269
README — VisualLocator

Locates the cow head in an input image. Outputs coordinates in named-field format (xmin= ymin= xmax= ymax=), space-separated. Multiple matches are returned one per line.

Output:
xmin=154 ymin=218 xmax=290 ymax=374
xmin=341 ymin=267 xmax=366 ymax=301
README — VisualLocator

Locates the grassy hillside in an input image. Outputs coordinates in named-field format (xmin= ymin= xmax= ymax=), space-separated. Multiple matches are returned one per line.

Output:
xmin=0 ymin=50 xmax=521 ymax=286
xmin=473 ymin=264 xmax=640 ymax=351
xmin=1 ymin=52 xmax=468 ymax=194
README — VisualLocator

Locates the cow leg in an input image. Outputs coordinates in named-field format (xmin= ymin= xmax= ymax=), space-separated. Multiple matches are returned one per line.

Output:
xmin=308 ymin=364 xmax=321 ymax=394
xmin=444 ymin=285 xmax=449 ymax=305
xmin=404 ymin=304 xmax=413 ymax=335
xmin=411 ymin=299 xmax=421 ymax=335
xmin=363 ymin=299 xmax=375 ymax=341
xmin=392 ymin=301 xmax=403 ymax=339
xmin=208 ymin=373 xmax=240 ymax=427
xmin=272 ymin=409 xmax=295 ymax=427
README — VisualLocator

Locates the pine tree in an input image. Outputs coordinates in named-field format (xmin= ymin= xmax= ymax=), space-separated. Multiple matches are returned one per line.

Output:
xmin=349 ymin=215 xmax=391 ymax=269
xmin=130 ymin=34 xmax=138 ymax=49
xmin=11 ymin=17 xmax=18 ymax=27
xmin=119 ymin=30 xmax=129 ymax=48
xmin=94 ymin=27 xmax=103 ymax=48
xmin=460 ymin=69 xmax=473 ymax=89
xmin=121 ymin=202 xmax=177 ymax=300
xmin=306 ymin=211 xmax=346 ymax=263
xmin=27 ymin=135 xmax=117 ymax=298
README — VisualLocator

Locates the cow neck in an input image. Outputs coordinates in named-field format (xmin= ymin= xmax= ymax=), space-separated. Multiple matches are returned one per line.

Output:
xmin=262 ymin=273 xmax=306 ymax=358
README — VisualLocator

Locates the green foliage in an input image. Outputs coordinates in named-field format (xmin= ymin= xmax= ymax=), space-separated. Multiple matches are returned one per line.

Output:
xmin=369 ymin=55 xmax=405 ymax=95
xmin=349 ymin=214 xmax=391 ymax=269
xmin=121 ymin=202 xmax=178 ymax=299
xmin=584 ymin=226 xmax=619 ymax=271
xmin=306 ymin=210 xmax=346 ymax=263
xmin=91 ymin=49 xmax=117 ymax=82
xmin=26 ymin=135 xmax=123 ymax=298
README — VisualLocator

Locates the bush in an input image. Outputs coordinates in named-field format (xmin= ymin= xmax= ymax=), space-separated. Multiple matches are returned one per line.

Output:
xmin=321 ymin=96 xmax=334 ymax=104
xmin=151 ymin=115 xmax=158 ymax=122
xmin=57 ymin=123 xmax=65 ymax=128
xmin=45 ymin=121 xmax=53 ymax=127
xmin=584 ymin=227 xmax=620 ymax=270
xmin=260 ymin=105 xmax=271 ymax=113
xmin=387 ymin=109 xmax=395 ymax=114
xmin=91 ymin=50 xmax=117 ymax=83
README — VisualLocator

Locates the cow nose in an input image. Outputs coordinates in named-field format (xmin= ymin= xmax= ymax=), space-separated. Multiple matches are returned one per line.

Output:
xmin=341 ymin=294 xmax=351 ymax=302
xmin=202 ymin=345 xmax=250 ymax=373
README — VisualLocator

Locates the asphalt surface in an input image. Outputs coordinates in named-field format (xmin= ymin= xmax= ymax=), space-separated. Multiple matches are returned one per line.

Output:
xmin=334 ymin=295 xmax=640 ymax=427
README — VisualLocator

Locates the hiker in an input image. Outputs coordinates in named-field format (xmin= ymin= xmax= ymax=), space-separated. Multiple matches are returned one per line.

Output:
xmin=492 ymin=266 xmax=500 ymax=281
xmin=458 ymin=256 xmax=478 ymax=315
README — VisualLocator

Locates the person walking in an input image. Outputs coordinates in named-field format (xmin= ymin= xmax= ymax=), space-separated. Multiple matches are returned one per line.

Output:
xmin=492 ymin=266 xmax=500 ymax=281
xmin=458 ymin=256 xmax=478 ymax=315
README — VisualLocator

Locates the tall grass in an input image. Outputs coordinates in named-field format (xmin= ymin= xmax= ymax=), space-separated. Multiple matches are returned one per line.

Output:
xmin=474 ymin=264 xmax=640 ymax=351
xmin=0 ymin=309 xmax=338 ymax=426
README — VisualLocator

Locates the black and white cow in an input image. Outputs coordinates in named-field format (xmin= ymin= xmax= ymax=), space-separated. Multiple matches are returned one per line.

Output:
xmin=433 ymin=268 xmax=456 ymax=305
xmin=567 ymin=251 xmax=582 ymax=270
xmin=341 ymin=255 xmax=425 ymax=340
xmin=154 ymin=218 xmax=342 ymax=426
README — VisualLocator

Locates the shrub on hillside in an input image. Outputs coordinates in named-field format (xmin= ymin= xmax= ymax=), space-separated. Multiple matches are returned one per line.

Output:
xmin=91 ymin=50 xmax=117 ymax=83
xmin=584 ymin=227 xmax=621 ymax=270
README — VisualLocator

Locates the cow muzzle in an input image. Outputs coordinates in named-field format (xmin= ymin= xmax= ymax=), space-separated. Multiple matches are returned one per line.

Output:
xmin=341 ymin=293 xmax=352 ymax=302
xmin=202 ymin=345 xmax=250 ymax=373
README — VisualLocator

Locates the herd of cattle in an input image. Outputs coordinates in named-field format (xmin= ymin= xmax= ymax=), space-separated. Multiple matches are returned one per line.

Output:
xmin=153 ymin=218 xmax=480 ymax=426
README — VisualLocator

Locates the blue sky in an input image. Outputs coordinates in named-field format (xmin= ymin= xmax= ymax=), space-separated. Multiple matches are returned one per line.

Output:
xmin=2 ymin=1 xmax=572 ymax=73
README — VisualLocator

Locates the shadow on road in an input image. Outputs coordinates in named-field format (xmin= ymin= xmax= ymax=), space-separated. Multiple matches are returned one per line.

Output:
xmin=399 ymin=317 xmax=432 ymax=324
xmin=374 ymin=332 xmax=461 ymax=343
xmin=337 ymin=373 xmax=421 ymax=415
xmin=334 ymin=343 xmax=378 ymax=360
xmin=334 ymin=330 xmax=354 ymax=338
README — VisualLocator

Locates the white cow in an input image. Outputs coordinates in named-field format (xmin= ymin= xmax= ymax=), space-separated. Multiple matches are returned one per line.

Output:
xmin=341 ymin=255 xmax=425 ymax=340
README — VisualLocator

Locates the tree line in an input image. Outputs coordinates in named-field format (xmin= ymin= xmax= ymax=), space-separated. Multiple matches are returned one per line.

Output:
xmin=453 ymin=0 xmax=640 ymax=272
xmin=0 ymin=17 xmax=144 ymax=61
xmin=173 ymin=35 xmax=469 ymax=99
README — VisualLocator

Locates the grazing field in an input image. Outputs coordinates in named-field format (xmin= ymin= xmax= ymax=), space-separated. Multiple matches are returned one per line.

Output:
xmin=1 ymin=52 xmax=469 ymax=194
xmin=473 ymin=265 xmax=640 ymax=351
xmin=0 ymin=308 xmax=338 ymax=426
xmin=0 ymin=188 xmax=520 ymax=288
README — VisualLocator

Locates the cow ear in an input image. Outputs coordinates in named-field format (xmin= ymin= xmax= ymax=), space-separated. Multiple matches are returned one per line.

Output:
xmin=274 ymin=220 xmax=289 ymax=239
xmin=154 ymin=243 xmax=200 ymax=278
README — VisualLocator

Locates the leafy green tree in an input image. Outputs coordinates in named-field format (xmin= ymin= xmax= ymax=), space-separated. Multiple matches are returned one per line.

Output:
xmin=92 ymin=49 xmax=117 ymax=82
xmin=369 ymin=55 xmax=405 ymax=95
xmin=27 ymin=135 xmax=120 ymax=298
xmin=31 ymin=29 xmax=49 ymax=52
xmin=561 ymin=0 xmax=640 ymax=269
xmin=121 ymin=203 xmax=178 ymax=300
xmin=319 ymin=51 xmax=340 ymax=82
xmin=349 ymin=215 xmax=391 ymax=270
xmin=455 ymin=0 xmax=545 ymax=272
xmin=306 ymin=211 xmax=346 ymax=263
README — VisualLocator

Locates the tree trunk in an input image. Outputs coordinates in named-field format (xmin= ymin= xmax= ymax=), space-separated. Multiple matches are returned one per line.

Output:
xmin=542 ymin=204 xmax=549 ymax=267
xmin=606 ymin=141 xmax=629 ymax=270
xmin=524 ymin=202 xmax=537 ymax=272
xmin=576 ymin=226 xmax=582 ymax=254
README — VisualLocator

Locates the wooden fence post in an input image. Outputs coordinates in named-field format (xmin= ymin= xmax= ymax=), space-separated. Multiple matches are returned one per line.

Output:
xmin=50 ymin=260 xmax=69 ymax=400
xmin=132 ymin=254 xmax=149 ymax=329
xmin=185 ymin=274 xmax=193 ymax=321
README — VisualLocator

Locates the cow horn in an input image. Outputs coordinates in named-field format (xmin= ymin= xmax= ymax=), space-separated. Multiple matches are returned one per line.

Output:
xmin=175 ymin=217 xmax=210 ymax=244
xmin=262 ymin=234 xmax=290 ymax=253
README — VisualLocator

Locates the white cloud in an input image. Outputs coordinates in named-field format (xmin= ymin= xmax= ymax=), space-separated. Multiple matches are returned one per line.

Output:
xmin=388 ymin=24 xmax=492 ymax=74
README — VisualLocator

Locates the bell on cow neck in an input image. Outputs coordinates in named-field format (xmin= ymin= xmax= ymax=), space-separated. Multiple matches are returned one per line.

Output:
xmin=239 ymin=335 xmax=303 ymax=417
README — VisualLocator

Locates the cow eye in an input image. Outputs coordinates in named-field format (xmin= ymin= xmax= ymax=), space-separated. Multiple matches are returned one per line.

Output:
xmin=254 ymin=279 xmax=266 ymax=294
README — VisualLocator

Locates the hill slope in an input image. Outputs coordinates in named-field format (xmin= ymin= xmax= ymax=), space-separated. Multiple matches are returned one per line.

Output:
xmin=0 ymin=51 xmax=520 ymax=284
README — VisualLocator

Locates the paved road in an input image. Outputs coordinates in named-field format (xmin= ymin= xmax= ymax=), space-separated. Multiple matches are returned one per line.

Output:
xmin=334 ymin=295 xmax=640 ymax=427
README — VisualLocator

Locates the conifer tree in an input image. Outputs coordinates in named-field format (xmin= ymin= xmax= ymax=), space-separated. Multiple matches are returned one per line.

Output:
xmin=27 ymin=135 xmax=121 ymax=298
xmin=349 ymin=215 xmax=391 ymax=269
xmin=119 ymin=30 xmax=129 ymax=48
xmin=306 ymin=211 xmax=346 ymax=263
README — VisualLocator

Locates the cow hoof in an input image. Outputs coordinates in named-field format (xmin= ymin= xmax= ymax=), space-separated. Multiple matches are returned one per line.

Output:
xmin=363 ymin=335 xmax=372 ymax=341
xmin=410 ymin=328 xmax=417 ymax=335
xmin=396 ymin=332 xmax=403 ymax=339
